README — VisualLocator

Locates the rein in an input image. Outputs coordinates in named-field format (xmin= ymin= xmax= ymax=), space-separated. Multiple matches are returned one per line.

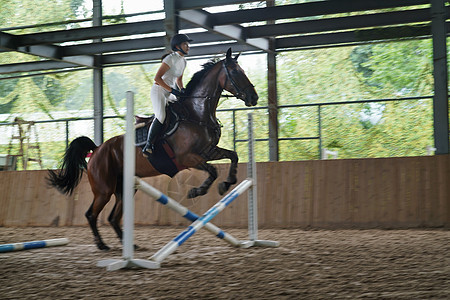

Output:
xmin=178 ymin=94 xmax=236 ymax=99
xmin=177 ymin=61 xmax=252 ymax=100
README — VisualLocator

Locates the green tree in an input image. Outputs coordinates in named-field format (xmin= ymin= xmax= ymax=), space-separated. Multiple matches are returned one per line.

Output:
xmin=276 ymin=39 xmax=434 ymax=160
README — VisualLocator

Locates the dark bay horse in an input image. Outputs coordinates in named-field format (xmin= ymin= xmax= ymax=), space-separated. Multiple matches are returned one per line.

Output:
xmin=47 ymin=48 xmax=258 ymax=250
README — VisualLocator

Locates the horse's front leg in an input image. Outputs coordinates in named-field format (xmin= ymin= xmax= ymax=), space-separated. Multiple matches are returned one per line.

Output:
xmin=207 ymin=147 xmax=238 ymax=195
xmin=188 ymin=162 xmax=217 ymax=198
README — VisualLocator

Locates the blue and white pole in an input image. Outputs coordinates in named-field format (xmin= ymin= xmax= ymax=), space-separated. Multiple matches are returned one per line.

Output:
xmin=150 ymin=179 xmax=253 ymax=263
xmin=0 ymin=238 xmax=68 ymax=253
xmin=135 ymin=177 xmax=242 ymax=247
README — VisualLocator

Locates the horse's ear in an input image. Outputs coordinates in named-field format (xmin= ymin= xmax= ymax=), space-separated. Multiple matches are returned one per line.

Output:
xmin=226 ymin=48 xmax=232 ymax=62
xmin=234 ymin=52 xmax=241 ymax=61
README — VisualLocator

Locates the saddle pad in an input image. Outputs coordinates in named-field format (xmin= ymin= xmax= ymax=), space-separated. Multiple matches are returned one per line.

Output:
xmin=135 ymin=125 xmax=148 ymax=146
xmin=144 ymin=140 xmax=185 ymax=177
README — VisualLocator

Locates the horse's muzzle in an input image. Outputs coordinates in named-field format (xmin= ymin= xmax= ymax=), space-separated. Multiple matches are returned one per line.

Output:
xmin=244 ymin=92 xmax=258 ymax=107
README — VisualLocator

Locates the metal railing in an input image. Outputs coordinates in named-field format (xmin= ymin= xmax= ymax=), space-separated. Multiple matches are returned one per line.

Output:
xmin=0 ymin=95 xmax=434 ymax=167
xmin=230 ymin=95 xmax=433 ymax=159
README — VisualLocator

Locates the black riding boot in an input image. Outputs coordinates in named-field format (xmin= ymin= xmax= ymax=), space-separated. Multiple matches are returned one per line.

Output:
xmin=142 ymin=118 xmax=164 ymax=156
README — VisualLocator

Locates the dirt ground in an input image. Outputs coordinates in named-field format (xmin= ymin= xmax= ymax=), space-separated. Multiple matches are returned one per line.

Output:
xmin=0 ymin=226 xmax=448 ymax=300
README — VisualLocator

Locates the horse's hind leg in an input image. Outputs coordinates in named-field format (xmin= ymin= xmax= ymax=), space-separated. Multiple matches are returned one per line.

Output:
xmin=109 ymin=176 xmax=124 ymax=242
xmin=188 ymin=162 xmax=217 ymax=198
xmin=108 ymin=197 xmax=123 ymax=242
xmin=85 ymin=192 xmax=113 ymax=251
xmin=110 ymin=178 xmax=140 ymax=249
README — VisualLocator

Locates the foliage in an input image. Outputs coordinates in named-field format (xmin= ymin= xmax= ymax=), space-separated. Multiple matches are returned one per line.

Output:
xmin=274 ymin=40 xmax=435 ymax=161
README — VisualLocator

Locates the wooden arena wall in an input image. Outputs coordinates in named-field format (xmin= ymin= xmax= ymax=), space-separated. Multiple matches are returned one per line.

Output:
xmin=0 ymin=155 xmax=448 ymax=228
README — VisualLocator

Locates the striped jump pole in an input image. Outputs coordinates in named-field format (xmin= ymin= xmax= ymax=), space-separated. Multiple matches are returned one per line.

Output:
xmin=135 ymin=177 xmax=244 ymax=248
xmin=150 ymin=179 xmax=253 ymax=264
xmin=0 ymin=238 xmax=69 ymax=253
xmin=150 ymin=179 xmax=252 ymax=263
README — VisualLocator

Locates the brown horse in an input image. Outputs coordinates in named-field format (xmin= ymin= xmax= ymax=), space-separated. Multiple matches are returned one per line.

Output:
xmin=47 ymin=48 xmax=258 ymax=250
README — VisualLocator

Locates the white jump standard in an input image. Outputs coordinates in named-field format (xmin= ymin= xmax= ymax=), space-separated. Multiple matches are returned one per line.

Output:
xmin=244 ymin=113 xmax=279 ymax=248
xmin=98 ymin=92 xmax=158 ymax=271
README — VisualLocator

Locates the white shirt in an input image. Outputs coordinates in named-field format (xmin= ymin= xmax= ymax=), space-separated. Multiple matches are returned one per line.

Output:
xmin=161 ymin=52 xmax=187 ymax=89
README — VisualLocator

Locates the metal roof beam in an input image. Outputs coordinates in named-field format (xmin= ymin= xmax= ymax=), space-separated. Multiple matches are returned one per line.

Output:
xmin=63 ymin=37 xmax=166 ymax=56
xmin=15 ymin=20 xmax=165 ymax=46
xmin=214 ymin=3 xmax=304 ymax=25
xmin=276 ymin=24 xmax=433 ymax=50
xmin=179 ymin=9 xmax=269 ymax=52
xmin=246 ymin=8 xmax=432 ymax=38
xmin=212 ymin=0 xmax=430 ymax=25
xmin=62 ymin=31 xmax=226 ymax=56
xmin=1 ymin=32 xmax=94 ymax=67
xmin=102 ymin=43 xmax=257 ymax=65
xmin=0 ymin=43 xmax=258 ymax=74
xmin=16 ymin=45 xmax=94 ymax=67
xmin=0 ymin=60 xmax=79 ymax=74
xmin=17 ymin=45 xmax=61 ymax=58
xmin=175 ymin=0 xmax=257 ymax=10
xmin=0 ymin=32 xmax=17 ymax=49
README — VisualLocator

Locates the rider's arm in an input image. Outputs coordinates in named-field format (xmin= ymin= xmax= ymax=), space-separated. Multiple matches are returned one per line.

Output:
xmin=154 ymin=62 xmax=172 ymax=92
xmin=176 ymin=74 xmax=184 ymax=90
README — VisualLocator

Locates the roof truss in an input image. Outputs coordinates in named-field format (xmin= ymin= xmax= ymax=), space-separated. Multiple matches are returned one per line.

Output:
xmin=0 ymin=0 xmax=444 ymax=76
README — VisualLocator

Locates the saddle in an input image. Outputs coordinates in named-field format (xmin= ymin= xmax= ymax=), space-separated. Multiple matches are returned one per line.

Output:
xmin=134 ymin=101 xmax=189 ymax=177
xmin=135 ymin=101 xmax=188 ymax=146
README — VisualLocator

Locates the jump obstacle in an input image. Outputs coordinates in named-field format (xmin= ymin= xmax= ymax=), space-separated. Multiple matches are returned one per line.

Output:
xmin=150 ymin=179 xmax=253 ymax=264
xmin=136 ymin=177 xmax=243 ymax=248
xmin=98 ymin=92 xmax=278 ymax=271
xmin=0 ymin=238 xmax=69 ymax=253
xmin=245 ymin=113 xmax=279 ymax=248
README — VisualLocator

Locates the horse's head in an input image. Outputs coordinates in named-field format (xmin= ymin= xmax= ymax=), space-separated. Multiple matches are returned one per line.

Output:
xmin=222 ymin=48 xmax=258 ymax=107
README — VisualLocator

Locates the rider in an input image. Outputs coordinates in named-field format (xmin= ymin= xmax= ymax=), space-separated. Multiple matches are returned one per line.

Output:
xmin=142 ymin=33 xmax=192 ymax=156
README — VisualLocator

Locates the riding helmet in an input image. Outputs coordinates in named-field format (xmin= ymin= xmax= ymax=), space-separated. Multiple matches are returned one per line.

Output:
xmin=171 ymin=34 xmax=193 ymax=51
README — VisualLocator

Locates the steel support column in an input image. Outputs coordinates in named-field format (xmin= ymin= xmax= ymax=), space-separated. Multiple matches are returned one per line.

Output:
xmin=268 ymin=43 xmax=278 ymax=161
xmin=93 ymin=0 xmax=104 ymax=145
xmin=431 ymin=0 xmax=449 ymax=154
xmin=164 ymin=0 xmax=179 ymax=50
xmin=267 ymin=0 xmax=278 ymax=161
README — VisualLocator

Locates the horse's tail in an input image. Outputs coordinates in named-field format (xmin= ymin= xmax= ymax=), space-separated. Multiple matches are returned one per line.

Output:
xmin=47 ymin=136 xmax=97 ymax=195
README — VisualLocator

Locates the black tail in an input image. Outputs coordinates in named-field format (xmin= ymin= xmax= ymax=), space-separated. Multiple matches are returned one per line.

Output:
xmin=47 ymin=136 xmax=97 ymax=195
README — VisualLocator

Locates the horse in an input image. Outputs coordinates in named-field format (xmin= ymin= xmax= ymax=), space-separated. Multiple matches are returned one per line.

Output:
xmin=47 ymin=48 xmax=258 ymax=250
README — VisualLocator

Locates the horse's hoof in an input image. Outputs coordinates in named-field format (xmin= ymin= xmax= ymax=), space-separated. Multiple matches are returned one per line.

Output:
xmin=218 ymin=182 xmax=230 ymax=195
xmin=188 ymin=187 xmax=206 ymax=198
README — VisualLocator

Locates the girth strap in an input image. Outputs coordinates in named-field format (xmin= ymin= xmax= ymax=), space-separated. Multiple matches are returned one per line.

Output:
xmin=162 ymin=141 xmax=186 ymax=172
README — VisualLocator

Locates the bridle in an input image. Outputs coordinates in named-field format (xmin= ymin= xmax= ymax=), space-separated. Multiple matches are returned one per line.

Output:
xmin=223 ymin=61 xmax=255 ymax=100
xmin=178 ymin=59 xmax=254 ymax=100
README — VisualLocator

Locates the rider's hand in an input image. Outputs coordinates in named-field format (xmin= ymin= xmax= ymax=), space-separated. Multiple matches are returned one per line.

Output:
xmin=171 ymin=88 xmax=182 ymax=97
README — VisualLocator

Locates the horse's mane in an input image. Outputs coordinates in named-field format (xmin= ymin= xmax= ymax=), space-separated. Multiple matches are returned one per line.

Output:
xmin=184 ymin=58 xmax=222 ymax=96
